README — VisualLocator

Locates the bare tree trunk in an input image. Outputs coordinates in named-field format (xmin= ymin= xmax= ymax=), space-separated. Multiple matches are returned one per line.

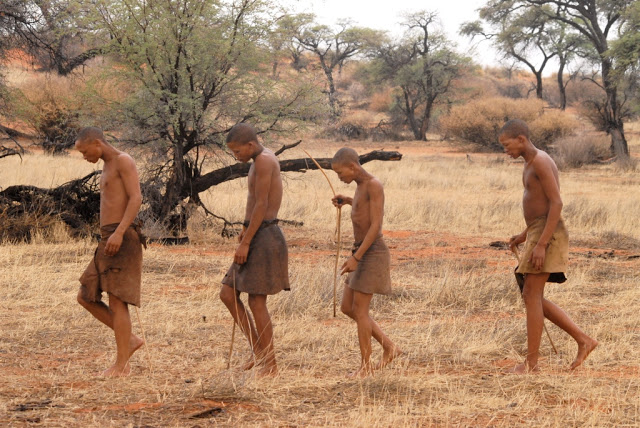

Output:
xmin=557 ymin=59 xmax=567 ymax=110
xmin=602 ymin=59 xmax=629 ymax=157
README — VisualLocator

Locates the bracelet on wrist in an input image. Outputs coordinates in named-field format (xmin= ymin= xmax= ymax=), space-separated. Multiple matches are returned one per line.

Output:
xmin=352 ymin=255 xmax=361 ymax=262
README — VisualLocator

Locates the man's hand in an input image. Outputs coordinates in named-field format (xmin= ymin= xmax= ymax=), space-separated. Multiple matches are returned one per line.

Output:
xmin=530 ymin=243 xmax=546 ymax=270
xmin=234 ymin=242 xmax=250 ymax=265
xmin=340 ymin=256 xmax=358 ymax=275
xmin=105 ymin=231 xmax=124 ymax=256
xmin=509 ymin=232 xmax=526 ymax=252
xmin=332 ymin=195 xmax=352 ymax=208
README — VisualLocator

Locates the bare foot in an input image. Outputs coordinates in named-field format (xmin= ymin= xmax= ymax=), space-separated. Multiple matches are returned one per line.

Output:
xmin=510 ymin=361 xmax=539 ymax=375
xmin=241 ymin=356 xmax=257 ymax=371
xmin=347 ymin=365 xmax=374 ymax=379
xmin=375 ymin=346 xmax=403 ymax=370
xmin=570 ymin=338 xmax=598 ymax=370
xmin=129 ymin=335 xmax=144 ymax=358
xmin=102 ymin=363 xmax=131 ymax=378
xmin=256 ymin=363 xmax=278 ymax=378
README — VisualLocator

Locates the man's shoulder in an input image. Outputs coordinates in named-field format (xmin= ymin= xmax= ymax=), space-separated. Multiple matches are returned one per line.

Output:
xmin=111 ymin=152 xmax=137 ymax=173
xmin=364 ymin=176 xmax=384 ymax=194
xmin=254 ymin=149 xmax=280 ymax=170
xmin=531 ymin=149 xmax=557 ymax=170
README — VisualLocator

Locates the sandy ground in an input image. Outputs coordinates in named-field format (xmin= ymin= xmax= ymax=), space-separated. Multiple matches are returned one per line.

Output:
xmin=1 ymin=140 xmax=640 ymax=427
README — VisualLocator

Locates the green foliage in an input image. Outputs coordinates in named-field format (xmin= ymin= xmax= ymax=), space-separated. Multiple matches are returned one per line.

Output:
xmin=440 ymin=97 xmax=577 ymax=151
xmin=70 ymin=0 xmax=326 ymax=223
xmin=369 ymin=11 xmax=468 ymax=140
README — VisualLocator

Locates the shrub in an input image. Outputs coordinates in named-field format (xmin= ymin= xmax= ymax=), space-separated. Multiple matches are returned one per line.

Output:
xmin=552 ymin=134 xmax=612 ymax=169
xmin=369 ymin=89 xmax=392 ymax=112
xmin=11 ymin=73 xmax=81 ymax=153
xmin=440 ymin=97 xmax=577 ymax=151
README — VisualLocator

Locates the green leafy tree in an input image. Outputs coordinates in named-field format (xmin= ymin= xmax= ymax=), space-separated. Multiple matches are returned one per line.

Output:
xmin=81 ymin=0 xmax=324 ymax=229
xmin=516 ymin=0 xmax=634 ymax=158
xmin=462 ymin=2 xmax=564 ymax=100
xmin=293 ymin=15 xmax=384 ymax=118
xmin=375 ymin=11 xmax=467 ymax=140
xmin=0 ymin=0 xmax=103 ymax=74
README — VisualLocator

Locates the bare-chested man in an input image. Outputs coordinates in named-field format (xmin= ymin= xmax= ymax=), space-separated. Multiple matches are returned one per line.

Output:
xmin=331 ymin=147 xmax=401 ymax=378
xmin=219 ymin=123 xmax=289 ymax=377
xmin=75 ymin=127 xmax=146 ymax=377
xmin=500 ymin=119 xmax=598 ymax=374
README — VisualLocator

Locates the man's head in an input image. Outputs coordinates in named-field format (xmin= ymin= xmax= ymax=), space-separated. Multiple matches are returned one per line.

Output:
xmin=226 ymin=123 xmax=260 ymax=163
xmin=75 ymin=127 xmax=106 ymax=163
xmin=331 ymin=147 xmax=360 ymax=183
xmin=498 ymin=119 xmax=530 ymax=158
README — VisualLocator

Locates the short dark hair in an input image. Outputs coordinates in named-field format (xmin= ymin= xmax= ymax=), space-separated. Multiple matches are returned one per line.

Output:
xmin=76 ymin=127 xmax=106 ymax=145
xmin=226 ymin=123 xmax=257 ymax=145
xmin=499 ymin=119 xmax=530 ymax=140
xmin=331 ymin=147 xmax=360 ymax=166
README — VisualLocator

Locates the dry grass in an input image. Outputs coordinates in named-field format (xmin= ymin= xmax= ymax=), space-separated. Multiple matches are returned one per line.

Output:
xmin=1 ymin=136 xmax=640 ymax=426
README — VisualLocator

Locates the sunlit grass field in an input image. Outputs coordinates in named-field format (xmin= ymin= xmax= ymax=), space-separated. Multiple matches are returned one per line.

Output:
xmin=1 ymin=134 xmax=639 ymax=426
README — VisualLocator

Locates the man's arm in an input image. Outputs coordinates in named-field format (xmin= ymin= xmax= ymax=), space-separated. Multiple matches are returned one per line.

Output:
xmin=531 ymin=157 xmax=563 ymax=269
xmin=234 ymin=155 xmax=273 ymax=264
xmin=341 ymin=179 xmax=384 ymax=274
xmin=105 ymin=154 xmax=142 ymax=256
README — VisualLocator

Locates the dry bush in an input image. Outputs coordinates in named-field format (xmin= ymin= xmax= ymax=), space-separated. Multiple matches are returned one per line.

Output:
xmin=345 ymin=81 xmax=367 ymax=105
xmin=10 ymin=73 xmax=82 ymax=153
xmin=326 ymin=110 xmax=378 ymax=141
xmin=369 ymin=89 xmax=392 ymax=113
xmin=552 ymin=134 xmax=612 ymax=169
xmin=441 ymin=97 xmax=577 ymax=151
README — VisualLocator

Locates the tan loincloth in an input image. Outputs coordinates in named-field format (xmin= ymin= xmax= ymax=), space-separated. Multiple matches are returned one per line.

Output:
xmin=516 ymin=216 xmax=568 ymax=285
xmin=79 ymin=222 xmax=146 ymax=307
xmin=347 ymin=235 xmax=392 ymax=295
xmin=222 ymin=221 xmax=290 ymax=295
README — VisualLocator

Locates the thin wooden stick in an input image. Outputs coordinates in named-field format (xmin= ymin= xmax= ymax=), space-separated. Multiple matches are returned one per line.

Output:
xmin=134 ymin=306 xmax=154 ymax=374
xmin=302 ymin=148 xmax=342 ymax=317
xmin=227 ymin=270 xmax=238 ymax=369
xmin=512 ymin=247 xmax=558 ymax=355
xmin=301 ymin=149 xmax=336 ymax=197
xmin=333 ymin=206 xmax=342 ymax=317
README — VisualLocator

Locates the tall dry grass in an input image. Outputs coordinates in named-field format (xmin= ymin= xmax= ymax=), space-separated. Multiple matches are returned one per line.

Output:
xmin=0 ymin=137 xmax=639 ymax=426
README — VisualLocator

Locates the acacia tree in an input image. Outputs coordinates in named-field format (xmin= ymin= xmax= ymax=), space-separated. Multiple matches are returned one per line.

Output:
xmin=293 ymin=15 xmax=383 ymax=118
xmin=80 ymin=0 xmax=325 ymax=230
xmin=462 ymin=2 xmax=561 ymax=99
xmin=515 ymin=0 xmax=634 ymax=158
xmin=0 ymin=0 xmax=103 ymax=74
xmin=374 ymin=11 xmax=467 ymax=140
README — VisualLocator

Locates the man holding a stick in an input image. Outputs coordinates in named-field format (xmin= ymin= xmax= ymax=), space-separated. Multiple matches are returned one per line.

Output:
xmin=331 ymin=147 xmax=401 ymax=378
xmin=219 ymin=123 xmax=289 ymax=377
xmin=500 ymin=119 xmax=598 ymax=374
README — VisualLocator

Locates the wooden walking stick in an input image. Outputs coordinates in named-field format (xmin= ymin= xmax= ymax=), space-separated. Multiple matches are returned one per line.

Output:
xmin=134 ymin=306 xmax=154 ymax=374
xmin=227 ymin=270 xmax=238 ymax=369
xmin=302 ymin=149 xmax=342 ymax=317
xmin=511 ymin=247 xmax=558 ymax=355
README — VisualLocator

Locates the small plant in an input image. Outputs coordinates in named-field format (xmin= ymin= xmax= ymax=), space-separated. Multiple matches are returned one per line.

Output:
xmin=552 ymin=134 xmax=612 ymax=169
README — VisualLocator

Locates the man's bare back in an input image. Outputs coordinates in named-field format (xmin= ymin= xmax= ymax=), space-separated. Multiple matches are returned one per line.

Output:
xmin=522 ymin=150 xmax=561 ymax=225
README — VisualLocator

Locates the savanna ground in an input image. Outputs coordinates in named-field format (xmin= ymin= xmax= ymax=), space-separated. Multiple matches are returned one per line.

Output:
xmin=1 ymin=129 xmax=640 ymax=427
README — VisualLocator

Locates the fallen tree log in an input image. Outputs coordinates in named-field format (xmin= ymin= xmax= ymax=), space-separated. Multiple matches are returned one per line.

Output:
xmin=1 ymin=150 xmax=402 ymax=240
xmin=187 ymin=149 xmax=403 ymax=195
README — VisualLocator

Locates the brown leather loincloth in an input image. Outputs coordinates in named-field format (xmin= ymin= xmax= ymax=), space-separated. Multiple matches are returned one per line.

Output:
xmin=516 ymin=216 xmax=568 ymax=287
xmin=79 ymin=222 xmax=146 ymax=307
xmin=222 ymin=221 xmax=289 ymax=295
xmin=347 ymin=235 xmax=392 ymax=295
